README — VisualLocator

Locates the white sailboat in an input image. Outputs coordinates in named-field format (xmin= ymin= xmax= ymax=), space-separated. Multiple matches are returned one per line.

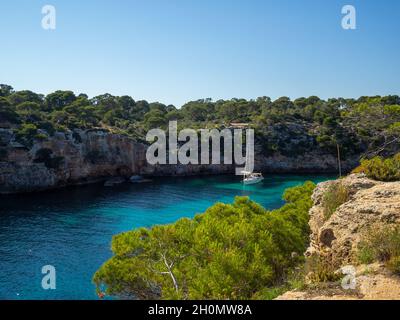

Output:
xmin=241 ymin=138 xmax=264 ymax=185
xmin=242 ymin=171 xmax=264 ymax=185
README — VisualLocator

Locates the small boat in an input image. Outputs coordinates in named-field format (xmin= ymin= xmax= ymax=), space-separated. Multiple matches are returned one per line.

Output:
xmin=129 ymin=175 xmax=143 ymax=182
xmin=242 ymin=171 xmax=264 ymax=185
xmin=241 ymin=137 xmax=263 ymax=185
xmin=104 ymin=177 xmax=126 ymax=187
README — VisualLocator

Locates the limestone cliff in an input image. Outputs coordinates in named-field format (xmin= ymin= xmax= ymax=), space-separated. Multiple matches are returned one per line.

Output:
xmin=0 ymin=128 xmax=239 ymax=193
xmin=306 ymin=174 xmax=400 ymax=264
xmin=0 ymin=128 xmax=148 ymax=193
xmin=277 ymin=174 xmax=400 ymax=300
xmin=0 ymin=128 xmax=357 ymax=194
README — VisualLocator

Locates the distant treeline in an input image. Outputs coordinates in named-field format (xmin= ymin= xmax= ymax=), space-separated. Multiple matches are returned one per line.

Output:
xmin=0 ymin=84 xmax=399 ymax=157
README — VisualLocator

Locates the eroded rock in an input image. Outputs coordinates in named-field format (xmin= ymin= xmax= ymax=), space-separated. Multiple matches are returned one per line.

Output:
xmin=306 ymin=174 xmax=400 ymax=265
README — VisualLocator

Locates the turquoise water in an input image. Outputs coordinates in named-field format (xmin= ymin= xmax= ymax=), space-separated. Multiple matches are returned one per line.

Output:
xmin=0 ymin=174 xmax=333 ymax=300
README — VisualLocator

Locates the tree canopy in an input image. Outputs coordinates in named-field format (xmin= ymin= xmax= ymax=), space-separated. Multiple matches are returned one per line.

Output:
xmin=93 ymin=182 xmax=315 ymax=300
xmin=0 ymin=84 xmax=399 ymax=158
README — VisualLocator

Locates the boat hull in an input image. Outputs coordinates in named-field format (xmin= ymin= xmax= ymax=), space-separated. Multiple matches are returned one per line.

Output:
xmin=243 ymin=177 xmax=264 ymax=185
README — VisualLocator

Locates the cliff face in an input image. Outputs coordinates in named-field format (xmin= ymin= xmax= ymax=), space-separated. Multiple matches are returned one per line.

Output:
xmin=277 ymin=174 xmax=400 ymax=300
xmin=0 ymin=128 xmax=356 ymax=194
xmin=256 ymin=153 xmax=358 ymax=174
xmin=306 ymin=174 xmax=400 ymax=264
xmin=0 ymin=129 xmax=147 ymax=194
xmin=0 ymin=129 xmax=240 ymax=193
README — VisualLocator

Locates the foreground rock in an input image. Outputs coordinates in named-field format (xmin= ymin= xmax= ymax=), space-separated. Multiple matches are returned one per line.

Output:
xmin=307 ymin=174 xmax=400 ymax=264
xmin=277 ymin=174 xmax=400 ymax=300
xmin=276 ymin=263 xmax=400 ymax=300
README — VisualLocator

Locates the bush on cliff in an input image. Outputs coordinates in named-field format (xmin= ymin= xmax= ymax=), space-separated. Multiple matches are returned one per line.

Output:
xmin=358 ymin=226 xmax=400 ymax=274
xmin=353 ymin=153 xmax=400 ymax=181
xmin=321 ymin=182 xmax=349 ymax=220
xmin=16 ymin=123 xmax=47 ymax=147
xmin=0 ymin=97 xmax=20 ymax=124
xmin=304 ymin=254 xmax=342 ymax=284
xmin=93 ymin=182 xmax=315 ymax=300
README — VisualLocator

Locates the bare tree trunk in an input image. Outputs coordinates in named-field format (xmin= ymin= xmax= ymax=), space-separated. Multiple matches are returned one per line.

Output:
xmin=160 ymin=253 xmax=179 ymax=293
xmin=337 ymin=143 xmax=342 ymax=177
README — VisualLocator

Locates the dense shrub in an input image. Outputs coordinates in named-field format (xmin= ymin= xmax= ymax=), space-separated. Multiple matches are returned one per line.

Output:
xmin=15 ymin=123 xmax=40 ymax=147
xmin=321 ymin=182 xmax=349 ymax=220
xmin=358 ymin=226 xmax=400 ymax=274
xmin=353 ymin=153 xmax=400 ymax=181
xmin=93 ymin=182 xmax=316 ymax=300
xmin=0 ymin=97 xmax=20 ymax=124
xmin=304 ymin=254 xmax=342 ymax=283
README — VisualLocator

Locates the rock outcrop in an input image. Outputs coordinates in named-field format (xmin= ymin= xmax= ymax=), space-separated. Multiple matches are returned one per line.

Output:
xmin=0 ymin=128 xmax=148 ymax=193
xmin=277 ymin=174 xmax=400 ymax=300
xmin=306 ymin=174 xmax=400 ymax=265
xmin=276 ymin=262 xmax=400 ymax=300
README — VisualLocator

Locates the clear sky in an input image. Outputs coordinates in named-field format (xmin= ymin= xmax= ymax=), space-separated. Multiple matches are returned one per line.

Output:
xmin=1 ymin=0 xmax=399 ymax=107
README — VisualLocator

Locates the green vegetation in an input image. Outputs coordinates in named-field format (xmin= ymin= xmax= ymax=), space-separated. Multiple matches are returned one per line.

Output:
xmin=93 ymin=182 xmax=316 ymax=300
xmin=14 ymin=123 xmax=47 ymax=147
xmin=304 ymin=254 xmax=342 ymax=284
xmin=353 ymin=153 xmax=400 ymax=181
xmin=1 ymin=84 xmax=399 ymax=158
xmin=358 ymin=226 xmax=400 ymax=274
xmin=321 ymin=182 xmax=350 ymax=220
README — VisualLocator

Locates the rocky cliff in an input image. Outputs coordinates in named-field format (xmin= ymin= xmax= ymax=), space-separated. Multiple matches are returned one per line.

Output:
xmin=0 ymin=128 xmax=357 ymax=194
xmin=0 ymin=129 xmax=240 ymax=193
xmin=306 ymin=174 xmax=400 ymax=264
xmin=277 ymin=174 xmax=400 ymax=300
xmin=0 ymin=128 xmax=148 ymax=193
xmin=256 ymin=152 xmax=358 ymax=174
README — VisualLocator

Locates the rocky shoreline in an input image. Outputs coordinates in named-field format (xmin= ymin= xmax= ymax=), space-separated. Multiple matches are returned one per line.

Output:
xmin=0 ymin=128 xmax=358 ymax=194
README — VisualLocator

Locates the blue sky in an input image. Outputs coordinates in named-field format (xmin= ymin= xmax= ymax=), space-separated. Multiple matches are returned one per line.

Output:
xmin=1 ymin=0 xmax=399 ymax=107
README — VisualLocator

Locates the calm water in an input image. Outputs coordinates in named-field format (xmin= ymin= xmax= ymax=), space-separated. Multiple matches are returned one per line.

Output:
xmin=0 ymin=174 xmax=333 ymax=300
